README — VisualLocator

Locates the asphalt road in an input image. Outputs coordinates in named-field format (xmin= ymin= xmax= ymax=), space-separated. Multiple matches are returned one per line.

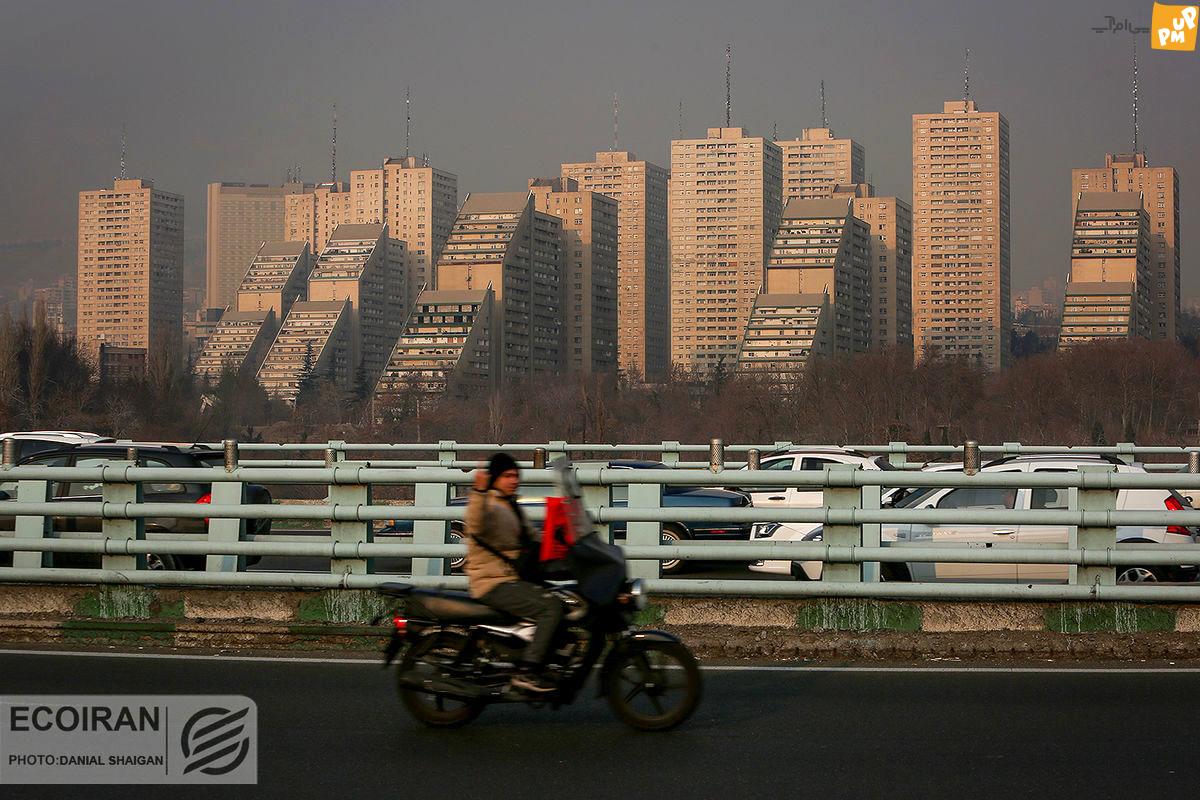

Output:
xmin=1 ymin=649 xmax=1196 ymax=799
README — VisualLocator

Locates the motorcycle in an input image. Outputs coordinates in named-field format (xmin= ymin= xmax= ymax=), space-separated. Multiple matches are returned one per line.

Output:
xmin=375 ymin=577 xmax=702 ymax=731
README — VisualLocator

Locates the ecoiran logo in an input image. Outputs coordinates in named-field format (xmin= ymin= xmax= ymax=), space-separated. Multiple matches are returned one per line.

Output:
xmin=1151 ymin=3 xmax=1199 ymax=50
xmin=0 ymin=695 xmax=257 ymax=785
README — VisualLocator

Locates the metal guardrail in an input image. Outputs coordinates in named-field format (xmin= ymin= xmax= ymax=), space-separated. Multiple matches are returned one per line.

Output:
xmin=2 ymin=453 xmax=1200 ymax=601
xmin=176 ymin=439 xmax=1200 ymax=473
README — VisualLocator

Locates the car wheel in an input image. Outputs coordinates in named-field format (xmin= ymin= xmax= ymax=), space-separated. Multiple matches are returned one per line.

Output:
xmin=145 ymin=553 xmax=178 ymax=571
xmin=659 ymin=525 xmax=687 ymax=576
xmin=448 ymin=525 xmax=466 ymax=573
xmin=1116 ymin=566 xmax=1164 ymax=584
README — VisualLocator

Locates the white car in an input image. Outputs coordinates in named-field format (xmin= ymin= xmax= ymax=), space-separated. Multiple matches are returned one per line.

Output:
xmin=737 ymin=447 xmax=892 ymax=510
xmin=0 ymin=431 xmax=114 ymax=462
xmin=751 ymin=455 xmax=1200 ymax=584
xmin=749 ymin=460 xmax=963 ymax=576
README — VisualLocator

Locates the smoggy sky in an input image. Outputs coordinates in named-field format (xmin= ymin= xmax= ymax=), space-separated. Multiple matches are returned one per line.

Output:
xmin=1 ymin=0 xmax=1197 ymax=295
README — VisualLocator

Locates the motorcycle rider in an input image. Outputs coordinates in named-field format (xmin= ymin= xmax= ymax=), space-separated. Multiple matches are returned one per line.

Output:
xmin=465 ymin=452 xmax=564 ymax=694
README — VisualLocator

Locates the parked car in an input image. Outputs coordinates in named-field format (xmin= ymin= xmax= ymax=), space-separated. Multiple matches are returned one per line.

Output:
xmin=748 ymin=460 xmax=964 ymax=576
xmin=0 ymin=443 xmax=274 ymax=570
xmin=757 ymin=455 xmax=1198 ymax=584
xmin=379 ymin=460 xmax=754 ymax=575
xmin=734 ymin=447 xmax=895 ymax=510
xmin=0 ymin=431 xmax=114 ymax=462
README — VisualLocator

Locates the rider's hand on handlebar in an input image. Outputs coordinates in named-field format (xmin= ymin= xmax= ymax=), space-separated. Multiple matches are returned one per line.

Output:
xmin=473 ymin=466 xmax=489 ymax=491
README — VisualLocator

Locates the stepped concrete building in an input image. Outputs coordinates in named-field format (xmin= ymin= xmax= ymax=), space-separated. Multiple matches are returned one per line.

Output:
xmin=193 ymin=241 xmax=312 ymax=380
xmin=832 ymin=184 xmax=913 ymax=352
xmin=561 ymin=151 xmax=670 ymax=379
xmin=736 ymin=294 xmax=832 ymax=379
xmin=912 ymin=100 xmax=1010 ymax=369
xmin=529 ymin=177 xmax=618 ymax=372
xmin=305 ymin=224 xmax=407 ymax=388
xmin=374 ymin=288 xmax=497 ymax=405
xmin=669 ymin=127 xmax=782 ymax=374
xmin=437 ymin=192 xmax=563 ymax=377
xmin=256 ymin=300 xmax=353 ymax=402
xmin=234 ymin=241 xmax=312 ymax=316
xmin=77 ymin=178 xmax=184 ymax=366
xmin=1058 ymin=192 xmax=1152 ymax=347
xmin=1072 ymin=153 xmax=1180 ymax=341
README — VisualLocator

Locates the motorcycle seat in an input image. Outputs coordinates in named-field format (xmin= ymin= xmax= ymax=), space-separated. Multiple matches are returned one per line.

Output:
xmin=408 ymin=588 xmax=514 ymax=624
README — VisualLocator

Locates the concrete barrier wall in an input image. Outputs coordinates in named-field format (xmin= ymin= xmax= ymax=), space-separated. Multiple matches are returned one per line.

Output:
xmin=2 ymin=584 xmax=1200 ymax=660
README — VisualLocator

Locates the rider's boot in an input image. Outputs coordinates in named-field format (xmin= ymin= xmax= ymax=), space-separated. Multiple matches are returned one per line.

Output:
xmin=510 ymin=662 xmax=555 ymax=694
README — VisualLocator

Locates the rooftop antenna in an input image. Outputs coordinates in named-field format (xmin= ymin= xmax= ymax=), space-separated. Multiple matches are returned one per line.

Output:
xmin=677 ymin=99 xmax=684 ymax=138
xmin=330 ymin=102 xmax=337 ymax=184
xmin=612 ymin=91 xmax=619 ymax=152
xmin=772 ymin=120 xmax=778 ymax=141
xmin=963 ymin=48 xmax=970 ymax=107
xmin=405 ymin=86 xmax=411 ymax=159
xmin=1132 ymin=39 xmax=1141 ymax=156
xmin=725 ymin=43 xmax=732 ymax=127
xmin=820 ymin=80 xmax=828 ymax=129
xmin=119 ymin=124 xmax=127 ymax=179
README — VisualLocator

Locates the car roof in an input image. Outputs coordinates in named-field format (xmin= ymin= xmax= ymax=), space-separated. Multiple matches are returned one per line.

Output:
xmin=22 ymin=443 xmax=220 ymax=461
xmin=0 ymin=431 xmax=113 ymax=443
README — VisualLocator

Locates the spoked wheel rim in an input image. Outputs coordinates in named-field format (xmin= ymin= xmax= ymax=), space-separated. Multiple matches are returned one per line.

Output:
xmin=397 ymin=634 xmax=484 ymax=727
xmin=145 ymin=553 xmax=168 ymax=571
xmin=448 ymin=527 xmax=467 ymax=572
xmin=607 ymin=643 xmax=701 ymax=731
xmin=659 ymin=529 xmax=683 ymax=574
xmin=1117 ymin=566 xmax=1160 ymax=584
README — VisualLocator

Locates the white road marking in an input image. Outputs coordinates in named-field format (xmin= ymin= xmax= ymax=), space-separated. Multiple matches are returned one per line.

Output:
xmin=1 ymin=649 xmax=1199 ymax=672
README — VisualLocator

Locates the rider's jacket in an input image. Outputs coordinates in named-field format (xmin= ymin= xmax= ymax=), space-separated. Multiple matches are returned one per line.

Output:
xmin=464 ymin=488 xmax=535 ymax=598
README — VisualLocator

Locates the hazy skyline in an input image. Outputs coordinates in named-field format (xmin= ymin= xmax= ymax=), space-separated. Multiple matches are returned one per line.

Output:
xmin=1 ymin=0 xmax=1196 ymax=296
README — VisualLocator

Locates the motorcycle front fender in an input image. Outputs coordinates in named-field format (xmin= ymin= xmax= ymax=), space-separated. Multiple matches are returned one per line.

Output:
xmin=596 ymin=629 xmax=686 ymax=698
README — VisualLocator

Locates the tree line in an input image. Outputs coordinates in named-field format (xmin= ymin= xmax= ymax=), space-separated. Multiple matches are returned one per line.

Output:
xmin=4 ymin=308 xmax=1200 ymax=449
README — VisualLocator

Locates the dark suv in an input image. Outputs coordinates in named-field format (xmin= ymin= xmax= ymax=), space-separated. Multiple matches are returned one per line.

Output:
xmin=0 ymin=443 xmax=273 ymax=570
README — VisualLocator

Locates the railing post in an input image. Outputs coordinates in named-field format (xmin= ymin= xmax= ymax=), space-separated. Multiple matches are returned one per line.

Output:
xmin=412 ymin=479 xmax=450 ymax=576
xmin=860 ymin=482 xmax=882 ymax=582
xmin=548 ymin=440 xmax=568 ymax=464
xmin=660 ymin=441 xmax=680 ymax=467
xmin=2 ymin=439 xmax=17 ymax=467
xmin=626 ymin=481 xmax=662 ymax=581
xmin=437 ymin=440 xmax=456 ymax=467
xmin=101 ymin=461 xmax=144 ymax=571
xmin=1069 ymin=464 xmax=1118 ymax=586
xmin=329 ymin=462 xmax=373 ymax=575
xmin=12 ymin=479 xmax=53 ymax=569
xmin=821 ymin=464 xmax=862 ymax=583
xmin=326 ymin=440 xmax=347 ymax=462
xmin=1113 ymin=442 xmax=1136 ymax=465
xmin=1189 ymin=449 xmax=1200 ymax=474
xmin=1001 ymin=441 xmax=1022 ymax=457
xmin=964 ymin=440 xmax=981 ymax=476
xmin=223 ymin=439 xmax=239 ymax=471
xmin=206 ymin=477 xmax=248 ymax=573
xmin=887 ymin=441 xmax=908 ymax=469
xmin=746 ymin=448 xmax=761 ymax=470
xmin=532 ymin=447 xmax=547 ymax=469
xmin=709 ymin=439 xmax=724 ymax=473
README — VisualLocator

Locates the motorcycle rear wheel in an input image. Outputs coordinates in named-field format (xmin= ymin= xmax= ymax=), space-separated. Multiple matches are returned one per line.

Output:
xmin=397 ymin=632 xmax=486 ymax=728
xmin=605 ymin=642 xmax=702 ymax=732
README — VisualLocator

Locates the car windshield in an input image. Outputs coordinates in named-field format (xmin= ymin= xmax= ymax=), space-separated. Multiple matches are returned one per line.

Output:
xmin=891 ymin=486 xmax=939 ymax=508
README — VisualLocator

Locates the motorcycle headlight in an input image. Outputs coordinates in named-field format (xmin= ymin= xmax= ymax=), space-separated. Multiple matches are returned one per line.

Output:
xmin=752 ymin=522 xmax=780 ymax=539
xmin=628 ymin=578 xmax=647 ymax=611
xmin=802 ymin=528 xmax=824 ymax=542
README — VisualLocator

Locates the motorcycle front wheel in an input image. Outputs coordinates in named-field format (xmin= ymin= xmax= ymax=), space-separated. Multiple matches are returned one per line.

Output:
xmin=605 ymin=642 xmax=702 ymax=731
xmin=397 ymin=632 xmax=486 ymax=728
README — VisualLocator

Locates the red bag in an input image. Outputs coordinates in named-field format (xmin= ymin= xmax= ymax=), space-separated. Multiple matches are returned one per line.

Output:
xmin=540 ymin=496 xmax=577 ymax=562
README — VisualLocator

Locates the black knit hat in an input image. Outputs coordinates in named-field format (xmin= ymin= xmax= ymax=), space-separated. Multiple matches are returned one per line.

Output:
xmin=487 ymin=452 xmax=520 ymax=486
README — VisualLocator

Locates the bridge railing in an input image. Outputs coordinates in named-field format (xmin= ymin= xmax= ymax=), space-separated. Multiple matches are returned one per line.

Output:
xmin=189 ymin=439 xmax=1200 ymax=472
xmin=3 ymin=457 xmax=1200 ymax=601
